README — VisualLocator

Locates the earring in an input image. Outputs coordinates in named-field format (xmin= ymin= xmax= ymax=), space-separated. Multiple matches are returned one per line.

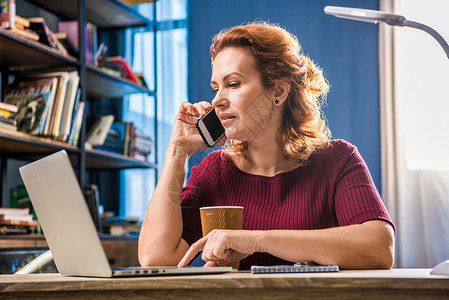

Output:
xmin=274 ymin=99 xmax=280 ymax=105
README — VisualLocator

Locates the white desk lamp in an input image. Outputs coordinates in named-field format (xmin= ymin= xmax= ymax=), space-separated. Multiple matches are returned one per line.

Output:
xmin=324 ymin=6 xmax=449 ymax=59
xmin=324 ymin=5 xmax=449 ymax=275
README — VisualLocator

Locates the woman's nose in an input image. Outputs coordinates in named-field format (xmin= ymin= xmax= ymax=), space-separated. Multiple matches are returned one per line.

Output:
xmin=212 ymin=92 xmax=226 ymax=108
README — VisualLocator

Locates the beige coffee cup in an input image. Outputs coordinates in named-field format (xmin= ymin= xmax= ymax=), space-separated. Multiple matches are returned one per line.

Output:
xmin=200 ymin=206 xmax=244 ymax=269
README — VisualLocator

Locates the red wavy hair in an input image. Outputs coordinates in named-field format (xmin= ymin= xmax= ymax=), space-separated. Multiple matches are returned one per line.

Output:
xmin=211 ymin=21 xmax=331 ymax=164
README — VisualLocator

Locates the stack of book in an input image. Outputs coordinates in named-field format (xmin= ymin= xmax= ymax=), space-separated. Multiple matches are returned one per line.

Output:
xmin=100 ymin=56 xmax=142 ymax=85
xmin=0 ymin=0 xmax=14 ymax=29
xmin=0 ymin=207 xmax=37 ymax=235
xmin=26 ymin=17 xmax=69 ymax=55
xmin=93 ymin=121 xmax=153 ymax=161
xmin=0 ymin=1 xmax=39 ymax=41
xmin=102 ymin=216 xmax=141 ymax=236
xmin=0 ymin=102 xmax=18 ymax=131
xmin=2 ymin=71 xmax=85 ymax=145
xmin=132 ymin=127 xmax=153 ymax=161
xmin=96 ymin=121 xmax=133 ymax=155
xmin=0 ymin=3 xmax=94 ymax=60
xmin=0 ymin=4 xmax=71 ymax=56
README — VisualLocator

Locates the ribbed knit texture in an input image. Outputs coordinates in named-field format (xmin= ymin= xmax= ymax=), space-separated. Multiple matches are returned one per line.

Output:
xmin=181 ymin=140 xmax=394 ymax=270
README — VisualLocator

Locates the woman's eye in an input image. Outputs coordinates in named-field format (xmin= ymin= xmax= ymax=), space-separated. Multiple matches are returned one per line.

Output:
xmin=229 ymin=82 xmax=240 ymax=88
xmin=212 ymin=88 xmax=219 ymax=94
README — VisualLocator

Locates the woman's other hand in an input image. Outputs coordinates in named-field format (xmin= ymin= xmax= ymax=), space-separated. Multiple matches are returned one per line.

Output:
xmin=177 ymin=230 xmax=261 ymax=267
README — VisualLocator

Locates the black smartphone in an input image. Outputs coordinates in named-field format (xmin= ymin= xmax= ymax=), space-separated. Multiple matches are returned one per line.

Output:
xmin=195 ymin=107 xmax=225 ymax=147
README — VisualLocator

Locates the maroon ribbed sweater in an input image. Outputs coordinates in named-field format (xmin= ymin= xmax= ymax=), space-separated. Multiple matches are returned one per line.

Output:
xmin=181 ymin=139 xmax=394 ymax=270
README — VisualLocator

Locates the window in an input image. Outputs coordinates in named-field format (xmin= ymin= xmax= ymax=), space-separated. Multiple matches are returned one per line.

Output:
xmin=382 ymin=0 xmax=449 ymax=267
xmin=121 ymin=0 xmax=187 ymax=220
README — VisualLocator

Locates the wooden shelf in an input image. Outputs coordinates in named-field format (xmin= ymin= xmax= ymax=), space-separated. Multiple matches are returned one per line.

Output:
xmin=0 ymin=129 xmax=155 ymax=170
xmin=86 ymin=66 xmax=154 ymax=99
xmin=0 ymin=29 xmax=78 ymax=70
xmin=0 ymin=28 xmax=152 ymax=99
xmin=85 ymin=148 xmax=156 ymax=170
xmin=0 ymin=233 xmax=138 ymax=244
xmin=0 ymin=128 xmax=79 ymax=158
xmin=27 ymin=0 xmax=152 ymax=29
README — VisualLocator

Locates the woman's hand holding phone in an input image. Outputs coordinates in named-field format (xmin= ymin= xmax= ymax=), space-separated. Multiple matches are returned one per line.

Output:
xmin=170 ymin=102 xmax=225 ymax=156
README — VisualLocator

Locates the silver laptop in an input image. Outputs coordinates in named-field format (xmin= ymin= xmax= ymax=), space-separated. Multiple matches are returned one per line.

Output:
xmin=19 ymin=150 xmax=232 ymax=277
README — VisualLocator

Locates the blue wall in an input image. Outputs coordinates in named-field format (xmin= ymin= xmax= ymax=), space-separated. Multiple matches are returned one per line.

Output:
xmin=187 ymin=0 xmax=381 ymax=192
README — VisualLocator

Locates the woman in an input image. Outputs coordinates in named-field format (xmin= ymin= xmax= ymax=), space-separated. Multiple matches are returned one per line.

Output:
xmin=139 ymin=21 xmax=395 ymax=270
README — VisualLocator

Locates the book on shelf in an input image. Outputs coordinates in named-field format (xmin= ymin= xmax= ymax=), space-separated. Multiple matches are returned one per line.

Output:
xmin=56 ymin=71 xmax=80 ymax=141
xmin=97 ymin=121 xmax=152 ymax=160
xmin=4 ymin=92 xmax=52 ymax=135
xmin=36 ymin=71 xmax=70 ymax=137
xmin=95 ymin=42 xmax=107 ymax=63
xmin=5 ymin=75 xmax=57 ymax=135
xmin=5 ymin=14 xmax=40 ymax=41
xmin=58 ymin=20 xmax=100 ymax=65
xmin=0 ymin=207 xmax=37 ymax=235
xmin=98 ymin=121 xmax=131 ymax=156
xmin=10 ymin=185 xmax=37 ymax=221
xmin=54 ymin=31 xmax=79 ymax=58
xmin=86 ymin=22 xmax=98 ymax=65
xmin=0 ymin=225 xmax=33 ymax=234
xmin=134 ymin=73 xmax=149 ymax=89
xmin=57 ymin=20 xmax=78 ymax=48
xmin=0 ymin=115 xmax=17 ymax=131
xmin=0 ymin=0 xmax=15 ymax=29
xmin=15 ymin=15 xmax=29 ymax=28
xmin=26 ymin=17 xmax=56 ymax=48
xmin=65 ymin=88 xmax=80 ymax=141
xmin=68 ymin=100 xmax=85 ymax=146
xmin=27 ymin=71 xmax=75 ymax=138
xmin=102 ymin=216 xmax=141 ymax=236
xmin=131 ymin=128 xmax=153 ymax=160
xmin=102 ymin=56 xmax=141 ymax=85
xmin=85 ymin=114 xmax=115 ymax=147
xmin=109 ymin=223 xmax=141 ymax=236
xmin=0 ymin=207 xmax=34 ymax=225
xmin=4 ymin=71 xmax=80 ymax=140
xmin=100 ymin=66 xmax=125 ymax=78
xmin=52 ymin=31 xmax=69 ymax=56
xmin=0 ymin=101 xmax=18 ymax=111
xmin=0 ymin=207 xmax=29 ymax=215
xmin=26 ymin=17 xmax=69 ymax=56
xmin=0 ymin=101 xmax=17 ymax=118
xmin=83 ymin=184 xmax=102 ymax=233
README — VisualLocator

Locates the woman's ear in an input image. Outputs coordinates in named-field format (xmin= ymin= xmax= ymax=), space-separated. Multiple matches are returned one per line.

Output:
xmin=273 ymin=80 xmax=291 ymax=106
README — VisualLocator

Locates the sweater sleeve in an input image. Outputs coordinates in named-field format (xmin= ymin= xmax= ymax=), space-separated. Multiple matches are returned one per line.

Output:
xmin=333 ymin=143 xmax=395 ymax=232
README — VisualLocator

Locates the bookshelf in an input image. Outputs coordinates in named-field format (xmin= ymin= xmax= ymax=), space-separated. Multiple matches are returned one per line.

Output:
xmin=0 ymin=1 xmax=157 ymax=208
xmin=26 ymin=0 xmax=152 ymax=29
xmin=0 ymin=27 xmax=78 ymax=69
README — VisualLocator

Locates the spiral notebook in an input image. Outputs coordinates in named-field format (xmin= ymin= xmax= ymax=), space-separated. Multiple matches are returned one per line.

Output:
xmin=251 ymin=263 xmax=339 ymax=274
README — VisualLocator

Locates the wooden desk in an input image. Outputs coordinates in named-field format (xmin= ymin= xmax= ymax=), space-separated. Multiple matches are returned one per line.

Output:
xmin=0 ymin=269 xmax=448 ymax=299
